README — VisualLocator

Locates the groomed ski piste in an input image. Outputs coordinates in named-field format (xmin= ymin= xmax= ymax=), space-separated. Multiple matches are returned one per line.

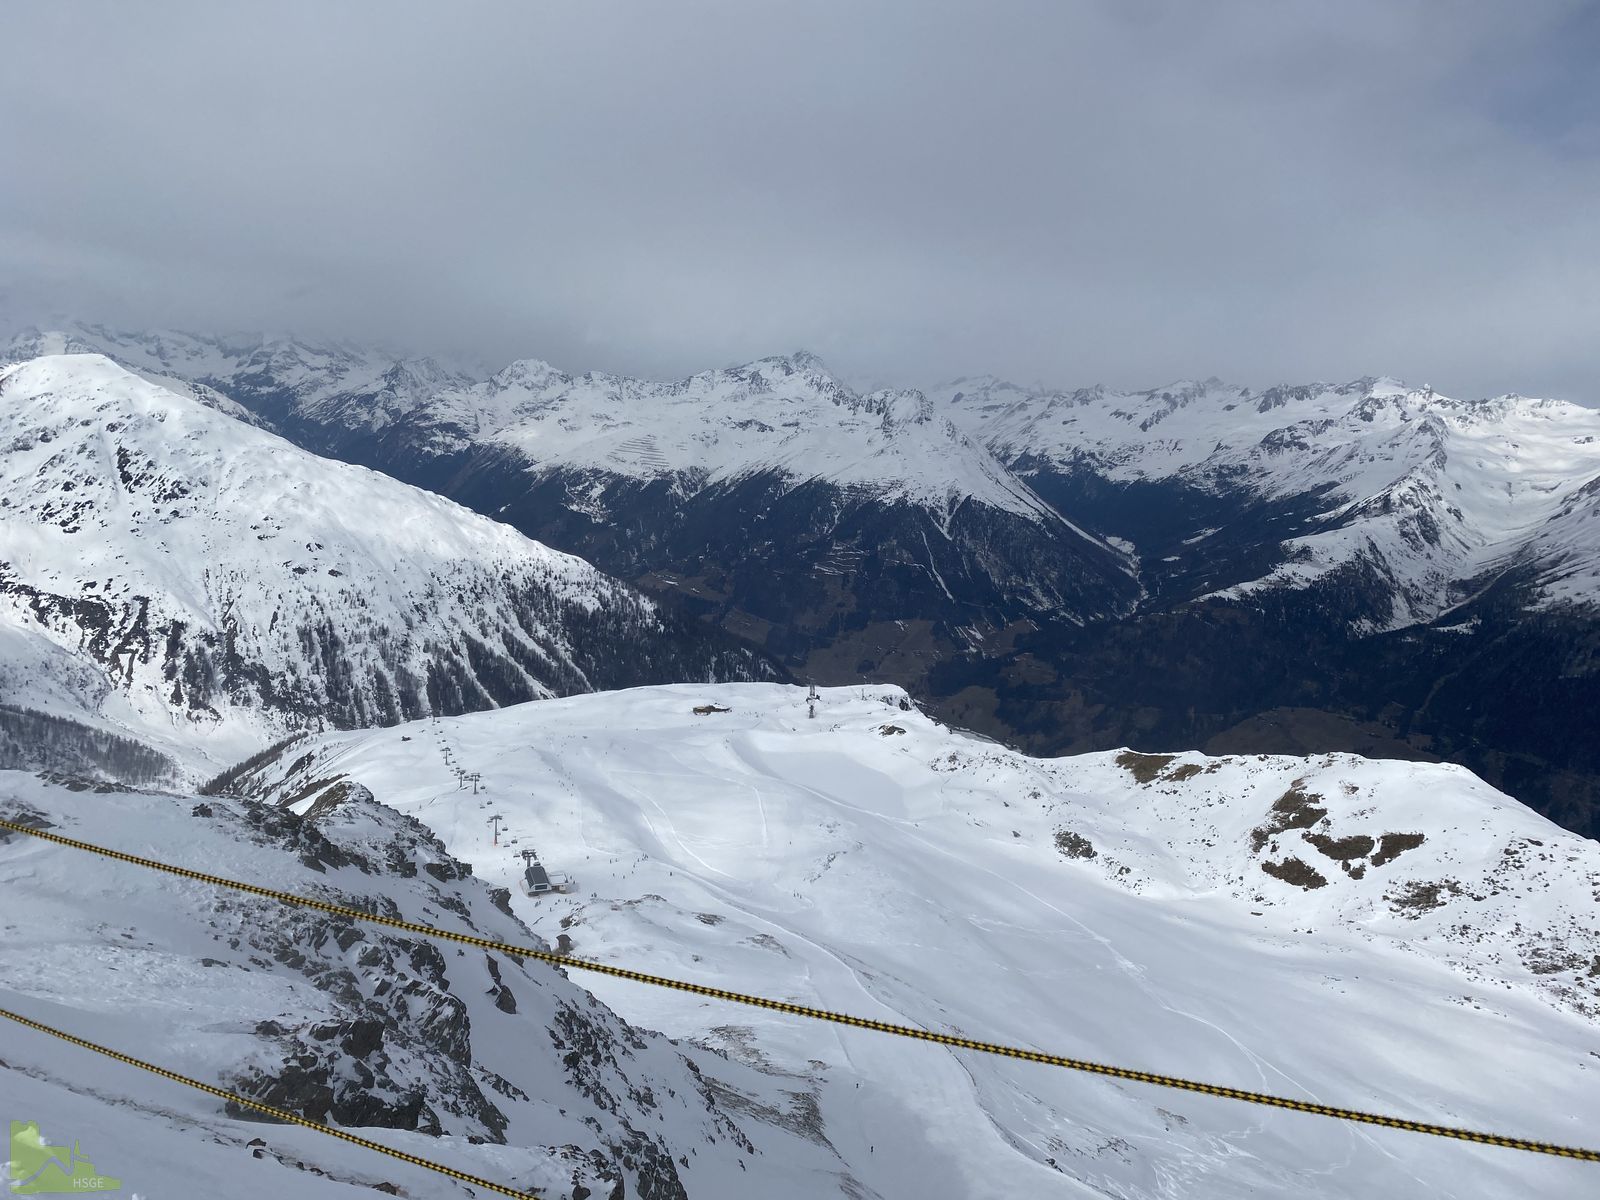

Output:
xmin=212 ymin=681 xmax=1600 ymax=1200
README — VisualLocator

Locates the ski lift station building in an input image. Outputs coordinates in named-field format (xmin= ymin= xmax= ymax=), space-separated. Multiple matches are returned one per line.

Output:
xmin=522 ymin=861 xmax=575 ymax=897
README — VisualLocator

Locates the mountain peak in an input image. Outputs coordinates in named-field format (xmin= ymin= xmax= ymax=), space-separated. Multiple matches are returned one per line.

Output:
xmin=730 ymin=349 xmax=836 ymax=386
xmin=768 ymin=348 xmax=828 ymax=374
xmin=859 ymin=386 xmax=936 ymax=429
xmin=489 ymin=356 xmax=571 ymax=392
xmin=0 ymin=354 xmax=775 ymax=768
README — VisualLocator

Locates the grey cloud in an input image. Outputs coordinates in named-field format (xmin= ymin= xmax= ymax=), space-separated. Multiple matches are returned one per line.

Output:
xmin=3 ymin=0 xmax=1597 ymax=401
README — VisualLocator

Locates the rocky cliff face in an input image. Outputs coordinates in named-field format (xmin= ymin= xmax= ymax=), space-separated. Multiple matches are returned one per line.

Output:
xmin=0 ymin=771 xmax=866 ymax=1199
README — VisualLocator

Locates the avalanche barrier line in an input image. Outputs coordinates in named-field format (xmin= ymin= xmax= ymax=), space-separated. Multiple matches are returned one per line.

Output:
xmin=0 ymin=1004 xmax=538 ymax=1198
xmin=2 ymin=815 xmax=1598 ymax=1165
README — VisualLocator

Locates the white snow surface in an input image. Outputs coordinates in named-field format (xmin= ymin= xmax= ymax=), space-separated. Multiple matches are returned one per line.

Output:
xmin=0 ymin=355 xmax=653 ymax=771
xmin=0 ymin=772 xmax=861 ymax=1199
xmin=937 ymin=376 xmax=1600 ymax=622
xmin=241 ymin=683 xmax=1600 ymax=1199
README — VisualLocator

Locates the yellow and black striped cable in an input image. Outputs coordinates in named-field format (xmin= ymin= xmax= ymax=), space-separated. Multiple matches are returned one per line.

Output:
xmin=1 ymin=815 xmax=1596 ymax=1165
xmin=0 ymin=1003 xmax=536 ymax=1197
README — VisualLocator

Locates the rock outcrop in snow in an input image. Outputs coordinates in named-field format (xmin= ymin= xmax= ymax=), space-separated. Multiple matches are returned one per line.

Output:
xmin=0 ymin=770 xmax=865 ymax=1198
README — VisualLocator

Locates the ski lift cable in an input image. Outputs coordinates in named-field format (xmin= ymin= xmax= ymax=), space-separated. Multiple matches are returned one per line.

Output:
xmin=0 ymin=816 xmax=1595 ymax=1165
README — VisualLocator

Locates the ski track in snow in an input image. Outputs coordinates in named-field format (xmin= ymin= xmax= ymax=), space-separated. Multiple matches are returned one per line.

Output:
xmin=234 ymin=682 xmax=1600 ymax=1200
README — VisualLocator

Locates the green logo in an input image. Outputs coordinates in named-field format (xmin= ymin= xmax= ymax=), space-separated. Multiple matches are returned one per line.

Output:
xmin=8 ymin=1122 xmax=121 ymax=1194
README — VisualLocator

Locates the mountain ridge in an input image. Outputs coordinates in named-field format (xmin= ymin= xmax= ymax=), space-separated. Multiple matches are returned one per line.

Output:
xmin=6 ymin=324 xmax=1598 ymax=837
xmin=0 ymin=353 xmax=778 ymax=777
xmin=14 ymin=322 xmax=1597 ymax=627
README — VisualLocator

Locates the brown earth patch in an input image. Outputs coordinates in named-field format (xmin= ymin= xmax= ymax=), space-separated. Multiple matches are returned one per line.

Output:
xmin=1371 ymin=832 xmax=1425 ymax=866
xmin=1249 ymin=782 xmax=1328 ymax=852
xmin=1261 ymin=857 xmax=1328 ymax=890
xmin=1386 ymin=878 xmax=1462 ymax=917
xmin=1116 ymin=751 xmax=1176 ymax=785
xmin=1303 ymin=832 xmax=1376 ymax=861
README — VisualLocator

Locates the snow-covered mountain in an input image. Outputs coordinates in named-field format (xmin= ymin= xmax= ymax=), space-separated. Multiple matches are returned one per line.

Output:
xmin=937 ymin=374 xmax=1600 ymax=628
xmin=0 ymin=354 xmax=776 ymax=779
xmin=0 ymin=327 xmax=1066 ymax=523
xmin=1 ymin=324 xmax=473 ymax=433
xmin=923 ymin=374 xmax=1600 ymax=836
xmin=1 ymin=316 xmax=1596 ymax=1198
xmin=218 ymin=683 xmax=1600 ymax=1199
xmin=15 ymin=323 xmax=1598 ymax=636
xmin=1 ymin=325 xmax=1143 ymax=658
xmin=429 ymin=351 xmax=1063 ymax=517
xmin=8 ymin=324 xmax=1599 ymax=840
xmin=378 ymin=352 xmax=1141 ymax=669
xmin=0 ymin=771 xmax=866 ymax=1198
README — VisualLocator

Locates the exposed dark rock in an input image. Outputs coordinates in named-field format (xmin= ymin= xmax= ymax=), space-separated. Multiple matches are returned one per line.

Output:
xmin=485 ymin=954 xmax=518 ymax=1014
xmin=0 ymin=801 xmax=53 ymax=841
xmin=1387 ymin=878 xmax=1463 ymax=916
xmin=1054 ymin=829 xmax=1096 ymax=859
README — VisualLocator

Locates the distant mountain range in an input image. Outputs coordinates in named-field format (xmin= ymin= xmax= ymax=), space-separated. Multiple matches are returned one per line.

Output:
xmin=5 ymin=324 xmax=1597 ymax=836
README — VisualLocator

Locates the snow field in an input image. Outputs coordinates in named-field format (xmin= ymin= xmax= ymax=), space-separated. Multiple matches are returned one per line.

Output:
xmin=264 ymin=683 xmax=1600 ymax=1199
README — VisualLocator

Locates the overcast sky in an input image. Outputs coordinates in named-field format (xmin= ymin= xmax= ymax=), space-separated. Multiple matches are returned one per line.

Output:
xmin=3 ymin=1 xmax=1598 ymax=400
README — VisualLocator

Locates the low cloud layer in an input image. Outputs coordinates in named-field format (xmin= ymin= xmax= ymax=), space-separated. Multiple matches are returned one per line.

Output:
xmin=4 ymin=1 xmax=1598 ymax=399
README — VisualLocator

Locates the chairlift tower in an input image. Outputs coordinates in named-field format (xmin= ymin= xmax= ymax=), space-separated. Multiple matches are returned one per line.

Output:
xmin=488 ymin=814 xmax=505 ymax=845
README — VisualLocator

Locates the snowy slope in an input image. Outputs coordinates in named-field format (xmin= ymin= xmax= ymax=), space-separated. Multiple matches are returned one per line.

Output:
xmin=3 ymin=326 xmax=269 ymax=428
xmin=0 ymin=355 xmax=774 ymax=777
xmin=0 ymin=773 xmax=866 ymax=1199
xmin=939 ymin=376 xmax=1600 ymax=625
xmin=1522 ymin=469 xmax=1600 ymax=608
xmin=237 ymin=684 xmax=1600 ymax=1200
